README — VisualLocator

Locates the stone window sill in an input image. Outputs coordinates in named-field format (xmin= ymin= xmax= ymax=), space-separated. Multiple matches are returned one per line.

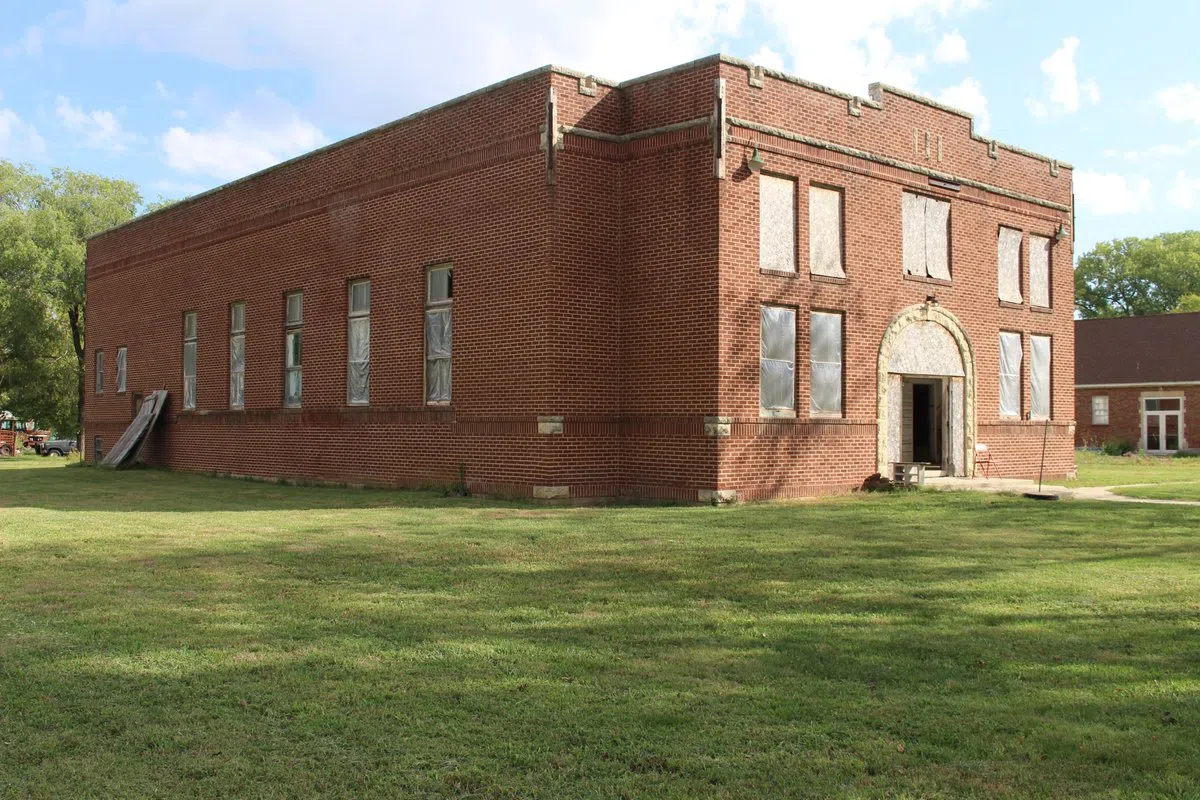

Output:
xmin=811 ymin=273 xmax=847 ymax=285
xmin=998 ymin=300 xmax=1024 ymax=310
xmin=760 ymin=409 xmax=797 ymax=419
xmin=903 ymin=273 xmax=953 ymax=287
xmin=1031 ymin=305 xmax=1054 ymax=314
xmin=760 ymin=267 xmax=799 ymax=279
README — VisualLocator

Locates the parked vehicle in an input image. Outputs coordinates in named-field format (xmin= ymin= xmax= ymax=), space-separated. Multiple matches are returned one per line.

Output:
xmin=40 ymin=439 xmax=77 ymax=457
xmin=24 ymin=433 xmax=48 ymax=454
xmin=0 ymin=412 xmax=36 ymax=456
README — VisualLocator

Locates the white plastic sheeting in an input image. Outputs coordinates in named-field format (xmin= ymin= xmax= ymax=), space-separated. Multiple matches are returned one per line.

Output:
xmin=999 ymin=332 xmax=1022 ymax=417
xmin=998 ymin=226 xmax=1023 ymax=303
xmin=809 ymin=186 xmax=844 ymax=278
xmin=95 ymin=351 xmax=104 ymax=393
xmin=1030 ymin=335 xmax=1051 ymax=419
xmin=759 ymin=305 xmax=795 ymax=412
xmin=902 ymin=192 xmax=951 ymax=279
xmin=425 ymin=308 xmax=452 ymax=403
xmin=285 ymin=331 xmax=302 ymax=407
xmin=116 ymin=347 xmax=127 ymax=393
xmin=1030 ymin=235 xmax=1051 ymax=308
xmin=229 ymin=334 xmax=245 ymax=408
xmin=810 ymin=311 xmax=843 ymax=415
xmin=759 ymin=175 xmax=796 ymax=271
xmin=347 ymin=316 xmax=370 ymax=404
xmin=183 ymin=340 xmax=196 ymax=410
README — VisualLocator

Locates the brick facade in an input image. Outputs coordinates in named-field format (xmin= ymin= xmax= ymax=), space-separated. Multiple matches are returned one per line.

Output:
xmin=84 ymin=55 xmax=1076 ymax=501
xmin=1076 ymin=387 xmax=1197 ymax=452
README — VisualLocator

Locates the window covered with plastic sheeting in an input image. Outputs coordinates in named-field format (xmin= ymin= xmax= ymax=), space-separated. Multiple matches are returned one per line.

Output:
xmin=998 ymin=226 xmax=1023 ymax=303
xmin=759 ymin=175 xmax=796 ymax=272
xmin=1029 ymin=235 xmax=1051 ymax=308
xmin=902 ymin=192 xmax=951 ymax=280
xmin=229 ymin=303 xmax=245 ymax=409
xmin=1030 ymin=334 xmax=1051 ymax=419
xmin=285 ymin=292 xmax=302 ymax=407
xmin=810 ymin=311 xmax=843 ymax=416
xmin=183 ymin=312 xmax=197 ymax=410
xmin=809 ymin=185 xmax=844 ymax=278
xmin=759 ymin=305 xmax=795 ymax=414
xmin=426 ymin=264 xmax=453 ymax=404
xmin=95 ymin=351 xmax=104 ymax=394
xmin=347 ymin=280 xmax=370 ymax=405
xmin=998 ymin=331 xmax=1022 ymax=417
xmin=116 ymin=347 xmax=127 ymax=393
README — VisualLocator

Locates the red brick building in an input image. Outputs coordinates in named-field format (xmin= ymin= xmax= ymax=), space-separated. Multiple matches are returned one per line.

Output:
xmin=84 ymin=55 xmax=1076 ymax=501
xmin=1075 ymin=313 xmax=1199 ymax=454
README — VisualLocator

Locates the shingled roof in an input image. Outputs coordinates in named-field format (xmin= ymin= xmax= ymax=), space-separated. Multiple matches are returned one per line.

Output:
xmin=1075 ymin=312 xmax=1200 ymax=385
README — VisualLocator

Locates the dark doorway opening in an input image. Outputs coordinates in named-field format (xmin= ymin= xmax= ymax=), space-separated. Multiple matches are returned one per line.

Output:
xmin=909 ymin=379 xmax=944 ymax=466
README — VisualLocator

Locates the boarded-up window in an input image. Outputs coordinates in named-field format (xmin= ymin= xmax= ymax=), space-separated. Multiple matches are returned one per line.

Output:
xmin=285 ymin=292 xmax=302 ymax=408
xmin=1030 ymin=335 xmax=1051 ymax=419
xmin=426 ymin=265 xmax=453 ymax=404
xmin=347 ymin=280 xmax=370 ymax=405
xmin=810 ymin=312 xmax=843 ymax=416
xmin=760 ymin=305 xmax=795 ymax=414
xmin=116 ymin=347 xmax=127 ymax=393
xmin=902 ymin=192 xmax=951 ymax=280
xmin=759 ymin=175 xmax=796 ymax=271
xmin=999 ymin=332 xmax=1021 ymax=417
xmin=1030 ymin=235 xmax=1051 ymax=308
xmin=809 ymin=185 xmax=844 ymax=278
xmin=998 ymin=226 xmax=1023 ymax=303
xmin=95 ymin=351 xmax=104 ymax=394
xmin=1091 ymin=395 xmax=1109 ymax=425
xmin=229 ymin=302 xmax=245 ymax=409
xmin=183 ymin=312 xmax=197 ymax=410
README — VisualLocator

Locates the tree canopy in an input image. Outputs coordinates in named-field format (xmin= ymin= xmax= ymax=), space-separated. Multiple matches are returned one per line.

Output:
xmin=0 ymin=161 xmax=141 ymax=435
xmin=1075 ymin=231 xmax=1200 ymax=319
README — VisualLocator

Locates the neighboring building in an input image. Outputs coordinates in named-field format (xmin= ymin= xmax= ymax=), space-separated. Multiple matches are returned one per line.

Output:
xmin=1075 ymin=313 xmax=1199 ymax=454
xmin=84 ymin=54 xmax=1076 ymax=501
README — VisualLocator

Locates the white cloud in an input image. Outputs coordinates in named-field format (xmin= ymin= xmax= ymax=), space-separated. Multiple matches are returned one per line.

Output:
xmin=1075 ymin=171 xmax=1153 ymax=216
xmin=749 ymin=44 xmax=785 ymax=71
xmin=1166 ymin=172 xmax=1200 ymax=211
xmin=1153 ymin=82 xmax=1200 ymax=125
xmin=55 ymin=95 xmax=135 ymax=154
xmin=933 ymin=31 xmax=968 ymax=64
xmin=0 ymin=92 xmax=47 ymax=158
xmin=1026 ymin=36 xmax=1099 ymax=118
xmin=937 ymin=76 xmax=989 ymax=133
xmin=154 ymin=80 xmax=170 ymax=99
xmin=1107 ymin=137 xmax=1200 ymax=162
xmin=3 ymin=26 xmax=44 ymax=57
xmin=161 ymin=92 xmax=328 ymax=180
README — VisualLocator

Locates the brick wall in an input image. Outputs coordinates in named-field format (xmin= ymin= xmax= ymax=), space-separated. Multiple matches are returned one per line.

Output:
xmin=1076 ymin=386 xmax=1198 ymax=452
xmin=85 ymin=55 xmax=1076 ymax=500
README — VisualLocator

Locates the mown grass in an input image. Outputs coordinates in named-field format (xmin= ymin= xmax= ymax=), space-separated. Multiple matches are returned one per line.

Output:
xmin=1114 ymin=481 xmax=1200 ymax=502
xmin=1068 ymin=450 xmax=1200 ymax=488
xmin=1 ymin=462 xmax=1198 ymax=798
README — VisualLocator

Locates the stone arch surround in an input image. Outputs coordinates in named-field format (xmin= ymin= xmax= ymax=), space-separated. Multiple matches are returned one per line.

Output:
xmin=877 ymin=302 xmax=977 ymax=476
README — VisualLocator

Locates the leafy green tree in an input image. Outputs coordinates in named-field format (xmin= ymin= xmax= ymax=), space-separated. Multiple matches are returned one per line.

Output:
xmin=1075 ymin=231 xmax=1200 ymax=318
xmin=0 ymin=161 xmax=141 ymax=435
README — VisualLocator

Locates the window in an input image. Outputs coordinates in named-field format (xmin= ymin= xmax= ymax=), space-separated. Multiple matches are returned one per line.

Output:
xmin=759 ymin=305 xmax=795 ymax=415
xmin=116 ymin=347 xmax=127 ymax=393
xmin=1030 ymin=235 xmax=1051 ymax=308
xmin=284 ymin=293 xmax=302 ymax=408
xmin=230 ymin=302 xmax=245 ymax=409
xmin=999 ymin=332 xmax=1022 ymax=417
xmin=426 ymin=265 xmax=453 ymax=404
xmin=759 ymin=175 xmax=796 ymax=272
xmin=809 ymin=185 xmax=844 ymax=278
xmin=1091 ymin=395 xmax=1109 ymax=425
xmin=902 ymin=192 xmax=951 ymax=280
xmin=347 ymin=279 xmax=370 ymax=405
xmin=810 ymin=311 xmax=843 ymax=416
xmin=183 ymin=312 xmax=197 ymax=410
xmin=997 ymin=226 xmax=1023 ymax=303
xmin=1030 ymin=334 xmax=1051 ymax=419
xmin=95 ymin=351 xmax=105 ymax=394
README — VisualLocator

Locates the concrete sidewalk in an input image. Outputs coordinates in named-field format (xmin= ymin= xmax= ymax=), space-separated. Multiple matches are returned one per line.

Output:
xmin=926 ymin=476 xmax=1200 ymax=507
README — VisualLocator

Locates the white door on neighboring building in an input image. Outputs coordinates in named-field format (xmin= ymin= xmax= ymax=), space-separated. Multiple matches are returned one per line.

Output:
xmin=1143 ymin=397 xmax=1183 ymax=454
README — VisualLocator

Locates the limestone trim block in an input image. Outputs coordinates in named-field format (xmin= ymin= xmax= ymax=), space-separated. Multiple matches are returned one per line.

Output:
xmin=537 ymin=415 xmax=564 ymax=435
xmin=703 ymin=416 xmax=732 ymax=437
xmin=699 ymin=489 xmax=739 ymax=505
xmin=533 ymin=485 xmax=570 ymax=500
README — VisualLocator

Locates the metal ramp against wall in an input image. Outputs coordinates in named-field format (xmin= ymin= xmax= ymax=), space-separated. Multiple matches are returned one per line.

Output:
xmin=100 ymin=390 xmax=168 ymax=469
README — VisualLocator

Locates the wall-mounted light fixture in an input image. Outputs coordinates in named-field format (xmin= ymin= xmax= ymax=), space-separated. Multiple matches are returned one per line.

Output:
xmin=747 ymin=145 xmax=765 ymax=173
xmin=1055 ymin=222 xmax=1069 ymax=241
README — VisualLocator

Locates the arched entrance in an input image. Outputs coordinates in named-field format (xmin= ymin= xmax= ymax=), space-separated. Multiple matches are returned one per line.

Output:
xmin=877 ymin=303 xmax=977 ymax=476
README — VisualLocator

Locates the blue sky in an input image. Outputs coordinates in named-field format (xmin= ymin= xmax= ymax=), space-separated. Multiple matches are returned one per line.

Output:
xmin=1 ymin=0 xmax=1197 ymax=256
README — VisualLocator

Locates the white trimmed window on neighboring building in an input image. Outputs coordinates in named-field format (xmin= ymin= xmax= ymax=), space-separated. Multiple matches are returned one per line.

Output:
xmin=1091 ymin=395 xmax=1109 ymax=425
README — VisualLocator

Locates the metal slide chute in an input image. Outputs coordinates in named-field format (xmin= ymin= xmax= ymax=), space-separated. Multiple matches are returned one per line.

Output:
xmin=100 ymin=390 xmax=168 ymax=469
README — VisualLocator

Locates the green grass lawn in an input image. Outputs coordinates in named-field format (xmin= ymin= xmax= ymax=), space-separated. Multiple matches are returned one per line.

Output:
xmin=1113 ymin=481 xmax=1200 ymax=502
xmin=2 ymin=462 xmax=1198 ymax=798
xmin=1069 ymin=450 xmax=1200 ymax=488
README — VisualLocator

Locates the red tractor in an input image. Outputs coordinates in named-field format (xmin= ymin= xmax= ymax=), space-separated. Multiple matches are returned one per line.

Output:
xmin=0 ymin=412 xmax=38 ymax=456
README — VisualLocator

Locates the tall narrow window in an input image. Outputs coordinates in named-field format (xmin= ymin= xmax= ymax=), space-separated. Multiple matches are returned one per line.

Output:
xmin=95 ymin=351 xmax=105 ymax=394
xmin=1030 ymin=334 xmax=1051 ymax=419
xmin=902 ymin=192 xmax=951 ymax=280
xmin=426 ymin=265 xmax=453 ymax=404
xmin=284 ymin=292 xmax=302 ymax=408
xmin=1091 ymin=395 xmax=1109 ymax=425
xmin=1030 ymin=235 xmax=1051 ymax=308
xmin=998 ymin=226 xmax=1023 ymax=303
xmin=183 ymin=312 xmax=197 ymax=410
xmin=759 ymin=175 xmax=796 ymax=272
xmin=230 ymin=302 xmax=245 ymax=409
xmin=116 ymin=347 xmax=127 ymax=393
xmin=998 ymin=331 xmax=1022 ymax=417
xmin=347 ymin=279 xmax=370 ymax=405
xmin=810 ymin=311 xmax=843 ymax=416
xmin=759 ymin=305 xmax=795 ymax=415
xmin=809 ymin=185 xmax=844 ymax=278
